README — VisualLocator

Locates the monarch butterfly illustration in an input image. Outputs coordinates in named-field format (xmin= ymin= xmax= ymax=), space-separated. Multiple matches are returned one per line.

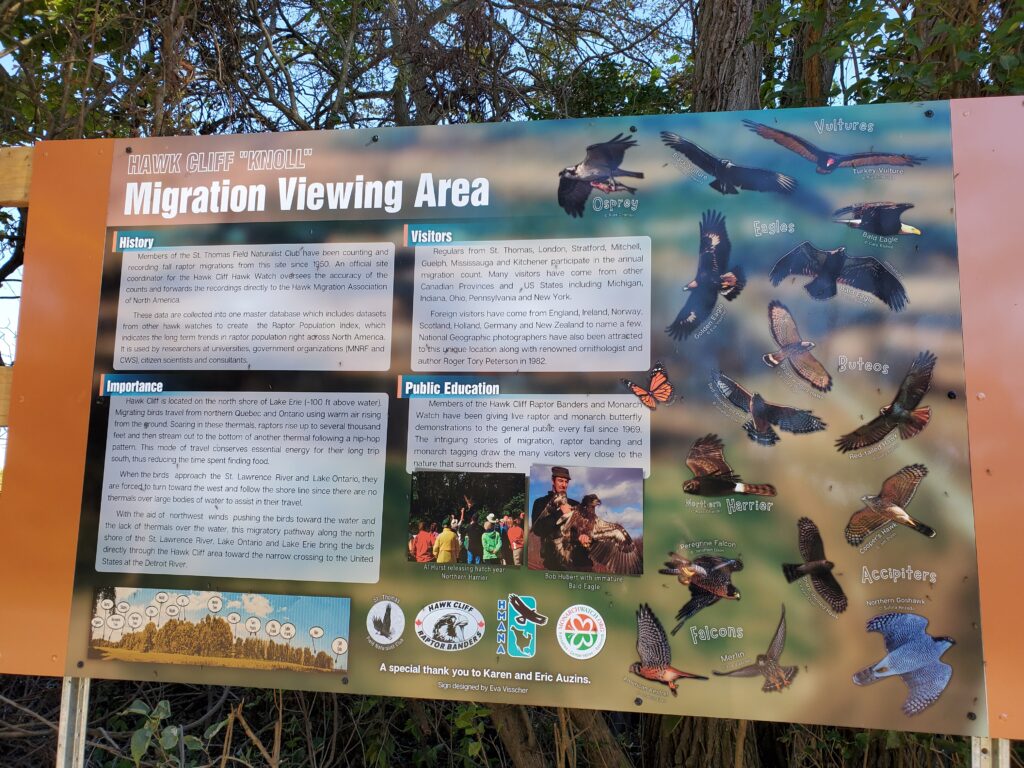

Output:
xmin=623 ymin=362 xmax=676 ymax=410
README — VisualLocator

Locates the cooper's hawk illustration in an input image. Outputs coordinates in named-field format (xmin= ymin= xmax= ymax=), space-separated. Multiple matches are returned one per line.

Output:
xmin=769 ymin=242 xmax=907 ymax=311
xmin=660 ymin=131 xmax=797 ymax=195
xmin=853 ymin=612 xmax=954 ymax=716
xmin=630 ymin=603 xmax=708 ymax=695
xmin=833 ymin=202 xmax=921 ymax=236
xmin=845 ymin=464 xmax=935 ymax=545
xmin=683 ymin=434 xmax=776 ymax=497
xmin=714 ymin=372 xmax=826 ymax=446
xmin=782 ymin=517 xmax=848 ymax=613
xmin=836 ymin=351 xmax=936 ymax=452
xmin=713 ymin=605 xmax=797 ymax=692
xmin=660 ymin=553 xmax=742 ymax=634
xmin=763 ymin=300 xmax=832 ymax=392
xmin=558 ymin=134 xmax=643 ymax=217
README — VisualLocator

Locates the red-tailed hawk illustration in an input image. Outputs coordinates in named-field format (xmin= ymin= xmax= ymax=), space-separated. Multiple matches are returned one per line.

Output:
xmin=763 ymin=300 xmax=832 ymax=392
xmin=631 ymin=603 xmax=708 ymax=695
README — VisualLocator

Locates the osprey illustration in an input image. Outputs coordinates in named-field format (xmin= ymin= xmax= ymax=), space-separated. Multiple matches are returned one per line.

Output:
xmin=845 ymin=464 xmax=935 ymax=546
xmin=782 ymin=517 xmax=848 ymax=613
xmin=666 ymin=210 xmax=746 ymax=340
xmin=763 ymin=300 xmax=832 ymax=392
xmin=714 ymin=372 xmax=826 ymax=446
xmin=660 ymin=131 xmax=796 ymax=195
xmin=833 ymin=202 xmax=921 ymax=236
xmin=683 ymin=434 xmax=777 ymax=497
xmin=660 ymin=553 xmax=742 ymax=634
xmin=853 ymin=612 xmax=954 ymax=716
xmin=558 ymin=134 xmax=643 ymax=217
xmin=631 ymin=603 xmax=708 ymax=695
xmin=769 ymin=241 xmax=907 ymax=311
xmin=713 ymin=605 xmax=797 ymax=692
xmin=836 ymin=351 xmax=936 ymax=452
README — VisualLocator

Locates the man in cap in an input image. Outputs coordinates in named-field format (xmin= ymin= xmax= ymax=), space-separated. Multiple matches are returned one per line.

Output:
xmin=530 ymin=466 xmax=580 ymax=569
xmin=531 ymin=467 xmax=578 ymax=527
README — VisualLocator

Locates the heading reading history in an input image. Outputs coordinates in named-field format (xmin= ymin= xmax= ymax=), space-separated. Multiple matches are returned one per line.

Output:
xmin=123 ymin=174 xmax=490 ymax=219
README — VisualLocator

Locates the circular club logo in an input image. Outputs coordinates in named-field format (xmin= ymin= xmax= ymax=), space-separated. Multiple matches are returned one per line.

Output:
xmin=556 ymin=605 xmax=606 ymax=659
xmin=415 ymin=601 xmax=486 ymax=651
xmin=366 ymin=599 xmax=406 ymax=650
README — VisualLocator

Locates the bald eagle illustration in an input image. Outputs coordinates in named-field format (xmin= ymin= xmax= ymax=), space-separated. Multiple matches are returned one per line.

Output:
xmin=833 ymin=202 xmax=921 ymax=236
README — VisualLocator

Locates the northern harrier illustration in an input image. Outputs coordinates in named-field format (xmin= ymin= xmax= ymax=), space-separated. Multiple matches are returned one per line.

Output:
xmin=714 ymin=372 xmax=826 ymax=446
xmin=660 ymin=553 xmax=742 ymax=634
xmin=845 ymin=464 xmax=935 ymax=545
xmin=833 ymin=202 xmax=921 ymax=236
xmin=853 ymin=612 xmax=954 ymax=716
xmin=782 ymin=517 xmax=847 ymax=613
xmin=631 ymin=603 xmax=708 ymax=695
xmin=558 ymin=134 xmax=643 ymax=217
xmin=836 ymin=351 xmax=936 ymax=452
xmin=742 ymin=120 xmax=926 ymax=174
xmin=666 ymin=210 xmax=745 ymax=340
xmin=769 ymin=242 xmax=907 ymax=311
xmin=713 ymin=605 xmax=797 ymax=692
xmin=660 ymin=131 xmax=797 ymax=195
xmin=763 ymin=300 xmax=832 ymax=392
xmin=683 ymin=434 xmax=776 ymax=497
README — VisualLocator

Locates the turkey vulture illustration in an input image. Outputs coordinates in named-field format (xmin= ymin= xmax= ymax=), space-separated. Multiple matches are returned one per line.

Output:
xmin=713 ymin=605 xmax=798 ymax=692
xmin=714 ymin=372 xmax=826 ymax=446
xmin=782 ymin=517 xmax=848 ymax=613
xmin=763 ymin=300 xmax=832 ymax=392
xmin=742 ymin=120 xmax=926 ymax=174
xmin=667 ymin=210 xmax=746 ymax=340
xmin=683 ymin=434 xmax=776 ymax=497
xmin=769 ymin=241 xmax=907 ymax=311
xmin=833 ymin=202 xmax=921 ymax=236
xmin=558 ymin=134 xmax=643 ymax=217
xmin=836 ymin=351 xmax=936 ymax=452
xmin=660 ymin=553 xmax=743 ymax=634
xmin=631 ymin=603 xmax=708 ymax=695
xmin=845 ymin=464 xmax=935 ymax=545
xmin=660 ymin=131 xmax=797 ymax=195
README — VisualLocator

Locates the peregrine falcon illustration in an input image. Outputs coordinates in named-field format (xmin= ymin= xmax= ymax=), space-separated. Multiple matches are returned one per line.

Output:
xmin=845 ymin=464 xmax=935 ymax=545
xmin=509 ymin=594 xmax=548 ymax=626
xmin=853 ymin=612 xmax=955 ymax=716
xmin=660 ymin=553 xmax=742 ymax=634
xmin=763 ymin=300 xmax=832 ymax=392
xmin=631 ymin=603 xmax=708 ymax=695
xmin=533 ymin=494 xmax=642 ymax=575
xmin=833 ymin=202 xmax=921 ymax=236
xmin=558 ymin=134 xmax=643 ymax=217
xmin=714 ymin=372 xmax=826 ymax=446
xmin=666 ymin=210 xmax=746 ymax=340
xmin=836 ymin=351 xmax=936 ymax=452
xmin=782 ymin=517 xmax=848 ymax=613
xmin=660 ymin=131 xmax=797 ymax=195
xmin=683 ymin=434 xmax=777 ymax=497
xmin=742 ymin=119 xmax=926 ymax=174
xmin=713 ymin=605 xmax=797 ymax=692
xmin=769 ymin=242 xmax=907 ymax=311
xmin=371 ymin=603 xmax=394 ymax=639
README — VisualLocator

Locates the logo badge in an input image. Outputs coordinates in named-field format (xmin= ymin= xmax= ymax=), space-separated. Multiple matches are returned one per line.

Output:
xmin=415 ymin=601 xmax=486 ymax=651
xmin=366 ymin=598 xmax=405 ymax=650
xmin=498 ymin=594 xmax=546 ymax=658
xmin=556 ymin=604 xmax=606 ymax=659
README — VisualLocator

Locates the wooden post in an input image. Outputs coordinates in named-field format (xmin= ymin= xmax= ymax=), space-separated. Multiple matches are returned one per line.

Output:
xmin=0 ymin=145 xmax=31 ymax=427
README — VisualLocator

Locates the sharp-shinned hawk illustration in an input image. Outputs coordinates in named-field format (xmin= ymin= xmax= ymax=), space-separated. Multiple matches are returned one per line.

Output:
xmin=782 ymin=517 xmax=847 ymax=613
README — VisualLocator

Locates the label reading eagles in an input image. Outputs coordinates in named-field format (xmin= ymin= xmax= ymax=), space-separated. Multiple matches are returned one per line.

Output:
xmin=415 ymin=601 xmax=486 ymax=651
xmin=556 ymin=604 xmax=606 ymax=660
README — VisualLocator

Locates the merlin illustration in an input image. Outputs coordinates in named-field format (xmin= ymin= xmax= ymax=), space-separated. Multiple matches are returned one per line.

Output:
xmin=713 ymin=605 xmax=797 ymax=692
xmin=631 ymin=603 xmax=708 ymax=695
xmin=660 ymin=552 xmax=742 ymax=634
xmin=558 ymin=134 xmax=643 ymax=217
xmin=683 ymin=434 xmax=777 ymax=497
xmin=666 ymin=210 xmax=745 ymax=340
xmin=853 ymin=612 xmax=955 ymax=716
xmin=833 ymin=202 xmax=921 ymax=236
xmin=742 ymin=119 xmax=926 ymax=174
xmin=763 ymin=300 xmax=832 ymax=392
xmin=845 ymin=464 xmax=935 ymax=545
xmin=782 ymin=517 xmax=848 ymax=613
xmin=769 ymin=241 xmax=907 ymax=311
xmin=836 ymin=351 xmax=936 ymax=452
xmin=660 ymin=131 xmax=797 ymax=195
xmin=714 ymin=372 xmax=826 ymax=446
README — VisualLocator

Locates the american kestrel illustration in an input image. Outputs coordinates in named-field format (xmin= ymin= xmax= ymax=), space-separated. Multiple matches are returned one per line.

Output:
xmin=836 ymin=351 xmax=936 ymax=452
xmin=763 ymin=301 xmax=832 ymax=392
xmin=631 ymin=603 xmax=708 ymax=695
xmin=769 ymin=241 xmax=907 ymax=311
xmin=558 ymin=134 xmax=643 ymax=217
xmin=845 ymin=464 xmax=935 ymax=545
xmin=782 ymin=517 xmax=848 ymax=613
xmin=715 ymin=372 xmax=826 ymax=446
xmin=666 ymin=210 xmax=746 ymax=340
xmin=713 ymin=605 xmax=797 ymax=692
xmin=660 ymin=553 xmax=742 ymax=634
xmin=833 ymin=202 xmax=921 ymax=236
xmin=683 ymin=434 xmax=776 ymax=497
xmin=853 ymin=612 xmax=955 ymax=716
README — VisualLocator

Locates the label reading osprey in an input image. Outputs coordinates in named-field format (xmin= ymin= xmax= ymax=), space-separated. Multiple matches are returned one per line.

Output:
xmin=415 ymin=601 xmax=486 ymax=651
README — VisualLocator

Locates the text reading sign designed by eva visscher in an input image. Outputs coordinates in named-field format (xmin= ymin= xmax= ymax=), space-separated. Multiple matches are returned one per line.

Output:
xmin=64 ymin=101 xmax=989 ymax=735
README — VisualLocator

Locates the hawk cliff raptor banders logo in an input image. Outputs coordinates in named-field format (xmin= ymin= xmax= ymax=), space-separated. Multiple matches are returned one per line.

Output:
xmin=415 ymin=601 xmax=486 ymax=651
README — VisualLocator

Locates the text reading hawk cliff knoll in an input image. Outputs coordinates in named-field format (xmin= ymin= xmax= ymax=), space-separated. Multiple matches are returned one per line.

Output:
xmin=412 ymin=236 xmax=651 ymax=372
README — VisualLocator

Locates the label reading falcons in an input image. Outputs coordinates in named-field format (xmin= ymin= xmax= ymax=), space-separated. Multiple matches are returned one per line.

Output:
xmin=415 ymin=601 xmax=486 ymax=651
